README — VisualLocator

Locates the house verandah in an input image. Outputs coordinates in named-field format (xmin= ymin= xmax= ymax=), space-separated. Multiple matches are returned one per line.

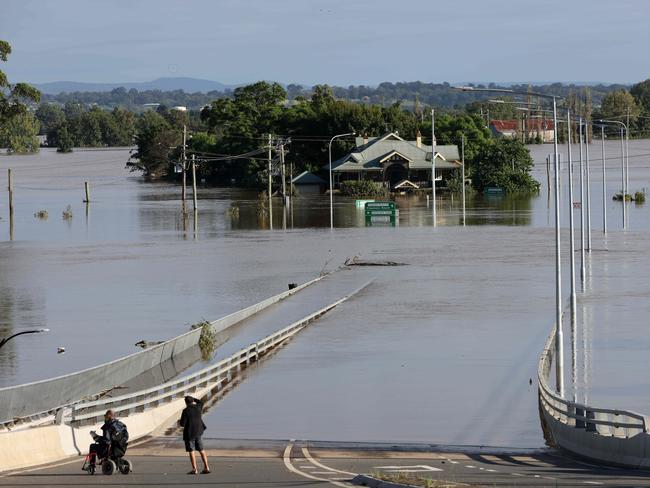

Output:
xmin=328 ymin=132 xmax=462 ymax=190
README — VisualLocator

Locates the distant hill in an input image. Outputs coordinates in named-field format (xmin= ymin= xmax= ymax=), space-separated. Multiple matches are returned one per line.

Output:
xmin=35 ymin=77 xmax=231 ymax=94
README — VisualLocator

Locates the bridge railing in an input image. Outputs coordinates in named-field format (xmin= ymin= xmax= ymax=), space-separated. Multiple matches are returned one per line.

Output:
xmin=68 ymin=287 xmax=365 ymax=425
xmin=538 ymin=324 xmax=649 ymax=439
xmin=0 ymin=276 xmax=324 ymax=430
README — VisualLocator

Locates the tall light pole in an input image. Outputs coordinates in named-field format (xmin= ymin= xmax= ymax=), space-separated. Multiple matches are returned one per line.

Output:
xmin=0 ymin=329 xmax=49 ymax=350
xmin=598 ymin=119 xmax=628 ymax=230
xmin=456 ymin=86 xmax=564 ymax=396
xmin=566 ymin=111 xmax=577 ymax=367
xmin=461 ymin=133 xmax=466 ymax=227
xmin=598 ymin=125 xmax=607 ymax=235
xmin=578 ymin=119 xmax=586 ymax=286
xmin=585 ymin=123 xmax=592 ymax=251
xmin=328 ymin=132 xmax=355 ymax=229
xmin=431 ymin=109 xmax=437 ymax=227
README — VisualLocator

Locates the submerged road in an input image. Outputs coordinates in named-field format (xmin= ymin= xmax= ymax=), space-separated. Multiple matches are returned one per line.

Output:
xmin=3 ymin=439 xmax=650 ymax=487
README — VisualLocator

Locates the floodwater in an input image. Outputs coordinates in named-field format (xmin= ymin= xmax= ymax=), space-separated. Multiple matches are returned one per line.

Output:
xmin=0 ymin=141 xmax=649 ymax=447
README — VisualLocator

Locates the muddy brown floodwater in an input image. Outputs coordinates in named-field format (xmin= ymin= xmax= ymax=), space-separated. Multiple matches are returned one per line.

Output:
xmin=0 ymin=141 xmax=649 ymax=447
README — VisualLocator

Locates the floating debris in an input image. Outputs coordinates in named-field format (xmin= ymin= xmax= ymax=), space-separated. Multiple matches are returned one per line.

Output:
xmin=34 ymin=210 xmax=49 ymax=220
xmin=62 ymin=205 xmax=73 ymax=220
xmin=345 ymin=256 xmax=407 ymax=267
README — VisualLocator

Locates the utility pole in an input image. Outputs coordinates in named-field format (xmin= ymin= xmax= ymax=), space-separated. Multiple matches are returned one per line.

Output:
xmin=280 ymin=142 xmax=287 ymax=207
xmin=7 ymin=168 xmax=14 ymax=241
xmin=191 ymin=154 xmax=198 ymax=213
xmin=182 ymin=125 xmax=187 ymax=210
xmin=461 ymin=134 xmax=466 ymax=227
xmin=268 ymin=134 xmax=273 ymax=229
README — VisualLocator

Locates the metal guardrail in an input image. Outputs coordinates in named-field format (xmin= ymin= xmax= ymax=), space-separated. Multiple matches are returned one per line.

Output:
xmin=537 ymin=324 xmax=649 ymax=439
xmin=68 ymin=284 xmax=369 ymax=426
xmin=0 ymin=276 xmax=325 ymax=429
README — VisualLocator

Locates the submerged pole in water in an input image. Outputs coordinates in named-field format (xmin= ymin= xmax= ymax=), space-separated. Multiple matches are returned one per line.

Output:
xmin=431 ymin=109 xmax=437 ymax=228
xmin=601 ymin=125 xmax=607 ymax=235
xmin=567 ymin=110 xmax=577 ymax=401
xmin=83 ymin=181 xmax=90 ymax=203
xmin=191 ymin=154 xmax=198 ymax=213
xmin=585 ymin=125 xmax=592 ymax=252
xmin=268 ymin=134 xmax=273 ymax=230
xmin=578 ymin=119 xmax=586 ymax=287
xmin=620 ymin=126 xmax=626 ymax=229
xmin=553 ymin=97 xmax=564 ymax=397
xmin=461 ymin=133 xmax=466 ymax=227
xmin=7 ymin=168 xmax=14 ymax=241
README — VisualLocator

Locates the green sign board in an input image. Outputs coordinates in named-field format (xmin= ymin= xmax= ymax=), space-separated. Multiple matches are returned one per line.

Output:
xmin=365 ymin=201 xmax=397 ymax=226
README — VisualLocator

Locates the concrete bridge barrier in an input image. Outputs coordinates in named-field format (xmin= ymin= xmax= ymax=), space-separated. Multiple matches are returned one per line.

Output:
xmin=0 ymin=276 xmax=322 ymax=426
xmin=0 ymin=279 xmax=370 ymax=473
xmin=538 ymin=324 xmax=650 ymax=468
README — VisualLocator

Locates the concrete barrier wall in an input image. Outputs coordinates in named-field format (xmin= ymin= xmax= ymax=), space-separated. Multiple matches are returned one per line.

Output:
xmin=0 ymin=276 xmax=322 ymax=423
xmin=0 ymin=276 xmax=359 ymax=473
xmin=538 ymin=325 xmax=650 ymax=468
xmin=541 ymin=408 xmax=650 ymax=468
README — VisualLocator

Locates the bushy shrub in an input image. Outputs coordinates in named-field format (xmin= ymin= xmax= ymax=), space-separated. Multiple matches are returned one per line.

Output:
xmin=339 ymin=180 xmax=389 ymax=198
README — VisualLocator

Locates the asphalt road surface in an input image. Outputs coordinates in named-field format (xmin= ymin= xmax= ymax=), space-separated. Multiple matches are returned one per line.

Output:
xmin=2 ymin=439 xmax=650 ymax=487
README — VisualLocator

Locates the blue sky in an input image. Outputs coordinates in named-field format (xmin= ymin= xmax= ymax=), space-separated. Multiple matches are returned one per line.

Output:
xmin=1 ymin=0 xmax=649 ymax=85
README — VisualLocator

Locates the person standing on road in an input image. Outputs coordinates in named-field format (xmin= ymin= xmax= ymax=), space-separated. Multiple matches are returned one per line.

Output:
xmin=179 ymin=395 xmax=210 ymax=474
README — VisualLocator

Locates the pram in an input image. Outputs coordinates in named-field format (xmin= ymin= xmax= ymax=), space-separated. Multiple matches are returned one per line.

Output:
xmin=82 ymin=427 xmax=132 ymax=475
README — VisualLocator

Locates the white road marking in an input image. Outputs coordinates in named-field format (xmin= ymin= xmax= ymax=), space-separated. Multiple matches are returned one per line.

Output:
xmin=465 ymin=465 xmax=476 ymax=469
xmin=282 ymin=444 xmax=350 ymax=487
xmin=374 ymin=465 xmax=443 ymax=473
xmin=302 ymin=447 xmax=356 ymax=476
xmin=584 ymin=482 xmax=603 ymax=485
xmin=511 ymin=472 xmax=524 ymax=476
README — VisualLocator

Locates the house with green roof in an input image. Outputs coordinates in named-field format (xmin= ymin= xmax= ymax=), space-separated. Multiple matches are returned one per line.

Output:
xmin=328 ymin=132 xmax=461 ymax=190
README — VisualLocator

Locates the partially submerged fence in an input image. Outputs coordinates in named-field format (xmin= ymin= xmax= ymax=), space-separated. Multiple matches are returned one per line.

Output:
xmin=538 ymin=324 xmax=650 ymax=467
xmin=0 ymin=276 xmax=322 ymax=425
xmin=68 ymin=282 xmax=369 ymax=426
xmin=0 ymin=279 xmax=370 ymax=473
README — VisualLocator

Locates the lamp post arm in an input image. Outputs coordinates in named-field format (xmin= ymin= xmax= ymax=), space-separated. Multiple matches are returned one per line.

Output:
xmin=0 ymin=330 xmax=48 ymax=350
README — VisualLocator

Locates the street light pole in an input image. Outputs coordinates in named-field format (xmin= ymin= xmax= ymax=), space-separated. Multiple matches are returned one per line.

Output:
xmin=431 ymin=109 xmax=437 ymax=227
xmin=455 ymin=86 xmax=564 ymax=396
xmin=578 ymin=119 xmax=586 ymax=286
xmin=585 ymin=124 xmax=592 ymax=252
xmin=553 ymin=97 xmax=564 ymax=396
xmin=328 ymin=132 xmax=355 ymax=229
xmin=598 ymin=120 xmax=628 ymax=229
xmin=600 ymin=125 xmax=607 ymax=235
xmin=567 ymin=111 xmax=577 ymax=356
xmin=0 ymin=329 xmax=49 ymax=350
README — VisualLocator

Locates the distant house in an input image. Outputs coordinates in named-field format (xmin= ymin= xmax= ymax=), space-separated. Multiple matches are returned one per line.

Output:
xmin=327 ymin=132 xmax=461 ymax=190
xmin=490 ymin=119 xmax=555 ymax=142
xmin=291 ymin=171 xmax=326 ymax=193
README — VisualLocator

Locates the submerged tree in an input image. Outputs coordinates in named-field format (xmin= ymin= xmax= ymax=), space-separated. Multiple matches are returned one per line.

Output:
xmin=0 ymin=40 xmax=41 ymax=153
xmin=472 ymin=138 xmax=539 ymax=193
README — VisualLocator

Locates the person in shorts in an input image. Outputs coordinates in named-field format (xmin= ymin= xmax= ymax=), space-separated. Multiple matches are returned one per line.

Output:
xmin=179 ymin=396 xmax=210 ymax=474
